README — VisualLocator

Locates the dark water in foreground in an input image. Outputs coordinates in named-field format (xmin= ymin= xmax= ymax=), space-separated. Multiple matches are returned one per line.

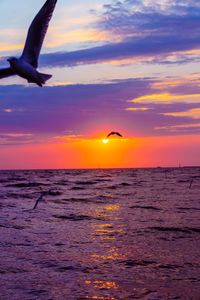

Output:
xmin=0 ymin=167 xmax=199 ymax=300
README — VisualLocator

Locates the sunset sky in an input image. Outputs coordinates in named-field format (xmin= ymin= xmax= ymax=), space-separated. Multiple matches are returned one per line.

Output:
xmin=0 ymin=0 xmax=200 ymax=169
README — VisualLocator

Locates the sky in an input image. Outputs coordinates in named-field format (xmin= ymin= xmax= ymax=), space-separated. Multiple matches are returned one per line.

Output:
xmin=0 ymin=0 xmax=200 ymax=169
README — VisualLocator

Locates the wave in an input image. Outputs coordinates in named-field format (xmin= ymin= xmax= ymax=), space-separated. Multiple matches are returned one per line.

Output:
xmin=5 ymin=182 xmax=49 ymax=188
xmin=130 ymin=205 xmax=161 ymax=210
xmin=53 ymin=213 xmax=105 ymax=221
xmin=150 ymin=226 xmax=200 ymax=234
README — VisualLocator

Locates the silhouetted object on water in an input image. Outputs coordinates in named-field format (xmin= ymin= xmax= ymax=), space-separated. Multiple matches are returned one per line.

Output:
xmin=189 ymin=176 xmax=200 ymax=189
xmin=0 ymin=0 xmax=57 ymax=87
xmin=33 ymin=190 xmax=51 ymax=209
xmin=107 ymin=132 xmax=123 ymax=138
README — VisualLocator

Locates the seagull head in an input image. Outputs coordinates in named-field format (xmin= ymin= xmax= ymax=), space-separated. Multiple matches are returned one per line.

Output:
xmin=7 ymin=57 xmax=18 ymax=68
xmin=7 ymin=57 xmax=17 ymax=64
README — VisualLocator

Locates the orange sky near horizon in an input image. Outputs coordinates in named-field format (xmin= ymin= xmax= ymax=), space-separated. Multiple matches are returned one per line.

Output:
xmin=0 ymin=135 xmax=199 ymax=170
xmin=1 ymin=1 xmax=200 ymax=169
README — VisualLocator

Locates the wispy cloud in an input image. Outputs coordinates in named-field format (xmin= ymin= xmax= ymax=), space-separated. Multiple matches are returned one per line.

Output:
xmin=54 ymin=134 xmax=83 ymax=142
xmin=0 ymin=75 xmax=199 ymax=141
xmin=1 ymin=1 xmax=200 ymax=67
xmin=125 ymin=107 xmax=151 ymax=111
xmin=0 ymin=29 xmax=25 ymax=53
xmin=163 ymin=108 xmax=200 ymax=119
xmin=151 ymin=74 xmax=200 ymax=89
xmin=0 ymin=133 xmax=34 ymax=145
xmin=38 ymin=33 xmax=200 ymax=67
xmin=38 ymin=0 xmax=200 ymax=67
xmin=45 ymin=28 xmax=109 ymax=49
xmin=129 ymin=93 xmax=200 ymax=104
xmin=155 ymin=123 xmax=200 ymax=132
xmin=3 ymin=107 xmax=25 ymax=113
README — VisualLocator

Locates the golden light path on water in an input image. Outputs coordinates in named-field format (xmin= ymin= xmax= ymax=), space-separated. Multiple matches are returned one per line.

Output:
xmin=1 ymin=168 xmax=199 ymax=299
xmin=83 ymin=203 xmax=127 ymax=299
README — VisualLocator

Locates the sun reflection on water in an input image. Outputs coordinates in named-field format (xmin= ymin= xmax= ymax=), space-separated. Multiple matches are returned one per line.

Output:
xmin=103 ymin=204 xmax=121 ymax=211
xmin=83 ymin=280 xmax=118 ymax=300
xmin=93 ymin=204 xmax=122 ymax=221
xmin=95 ymin=228 xmax=125 ymax=234
xmin=83 ymin=296 xmax=116 ymax=300
xmin=85 ymin=280 xmax=118 ymax=290
xmin=83 ymin=201 xmax=126 ymax=299
xmin=90 ymin=202 xmax=126 ymax=260
xmin=91 ymin=246 xmax=125 ymax=261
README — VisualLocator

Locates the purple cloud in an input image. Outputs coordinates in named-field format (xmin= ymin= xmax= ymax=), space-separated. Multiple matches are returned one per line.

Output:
xmin=1 ymin=1 xmax=200 ymax=68
xmin=0 ymin=76 xmax=200 ymax=145
xmin=34 ymin=0 xmax=200 ymax=67
xmin=99 ymin=0 xmax=200 ymax=35
xmin=39 ymin=34 xmax=200 ymax=67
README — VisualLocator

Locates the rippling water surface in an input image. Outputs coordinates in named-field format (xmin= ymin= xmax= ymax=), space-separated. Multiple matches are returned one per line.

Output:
xmin=0 ymin=167 xmax=199 ymax=300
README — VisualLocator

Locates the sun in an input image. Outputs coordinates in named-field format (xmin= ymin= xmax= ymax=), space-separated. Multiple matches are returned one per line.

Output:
xmin=102 ymin=139 xmax=109 ymax=144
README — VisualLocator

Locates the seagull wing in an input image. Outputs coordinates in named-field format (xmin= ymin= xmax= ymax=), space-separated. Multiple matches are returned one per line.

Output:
xmin=0 ymin=67 xmax=16 ymax=79
xmin=33 ymin=192 xmax=45 ymax=209
xmin=33 ymin=197 xmax=41 ymax=210
xmin=21 ymin=0 xmax=57 ymax=68
xmin=107 ymin=131 xmax=122 ymax=138
xmin=116 ymin=132 xmax=123 ymax=137
xmin=107 ymin=132 xmax=114 ymax=138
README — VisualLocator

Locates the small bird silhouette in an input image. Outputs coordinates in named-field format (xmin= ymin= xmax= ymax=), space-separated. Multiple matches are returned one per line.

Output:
xmin=0 ymin=0 xmax=57 ymax=87
xmin=33 ymin=190 xmax=52 ymax=210
xmin=189 ymin=175 xmax=200 ymax=189
xmin=107 ymin=131 xmax=123 ymax=138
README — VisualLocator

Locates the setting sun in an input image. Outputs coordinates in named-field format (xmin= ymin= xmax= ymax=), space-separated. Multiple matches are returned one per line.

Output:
xmin=102 ymin=139 xmax=109 ymax=144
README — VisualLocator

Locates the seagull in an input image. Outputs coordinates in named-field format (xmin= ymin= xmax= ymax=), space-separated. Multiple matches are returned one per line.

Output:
xmin=107 ymin=131 xmax=123 ymax=138
xmin=189 ymin=175 xmax=200 ymax=189
xmin=0 ymin=0 xmax=57 ymax=87
xmin=33 ymin=189 xmax=52 ymax=210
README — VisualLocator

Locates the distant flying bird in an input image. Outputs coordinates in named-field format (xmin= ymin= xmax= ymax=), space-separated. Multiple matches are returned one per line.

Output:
xmin=0 ymin=0 xmax=57 ymax=87
xmin=107 ymin=131 xmax=123 ymax=138
xmin=189 ymin=175 xmax=200 ymax=189
xmin=33 ymin=190 xmax=52 ymax=210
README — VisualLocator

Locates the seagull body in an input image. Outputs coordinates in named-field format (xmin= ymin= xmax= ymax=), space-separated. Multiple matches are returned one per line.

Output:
xmin=6 ymin=57 xmax=51 ymax=87
xmin=0 ymin=0 xmax=57 ymax=87
xmin=107 ymin=131 xmax=123 ymax=138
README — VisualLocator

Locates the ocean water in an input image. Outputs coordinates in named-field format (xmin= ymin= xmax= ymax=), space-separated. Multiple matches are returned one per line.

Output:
xmin=0 ymin=167 xmax=199 ymax=300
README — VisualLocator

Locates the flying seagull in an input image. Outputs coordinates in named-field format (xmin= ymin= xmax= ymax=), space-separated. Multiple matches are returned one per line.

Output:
xmin=107 ymin=131 xmax=123 ymax=138
xmin=33 ymin=189 xmax=52 ymax=210
xmin=0 ymin=0 xmax=57 ymax=87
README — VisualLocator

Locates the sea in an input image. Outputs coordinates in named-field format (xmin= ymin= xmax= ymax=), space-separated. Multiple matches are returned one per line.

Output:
xmin=0 ymin=167 xmax=199 ymax=300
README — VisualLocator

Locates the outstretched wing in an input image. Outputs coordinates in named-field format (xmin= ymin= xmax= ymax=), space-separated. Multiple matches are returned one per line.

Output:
xmin=33 ymin=192 xmax=45 ymax=209
xmin=116 ymin=132 xmax=122 ymax=137
xmin=0 ymin=67 xmax=15 ymax=79
xmin=107 ymin=131 xmax=122 ymax=138
xmin=107 ymin=132 xmax=115 ymax=138
xmin=21 ymin=0 xmax=57 ymax=68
